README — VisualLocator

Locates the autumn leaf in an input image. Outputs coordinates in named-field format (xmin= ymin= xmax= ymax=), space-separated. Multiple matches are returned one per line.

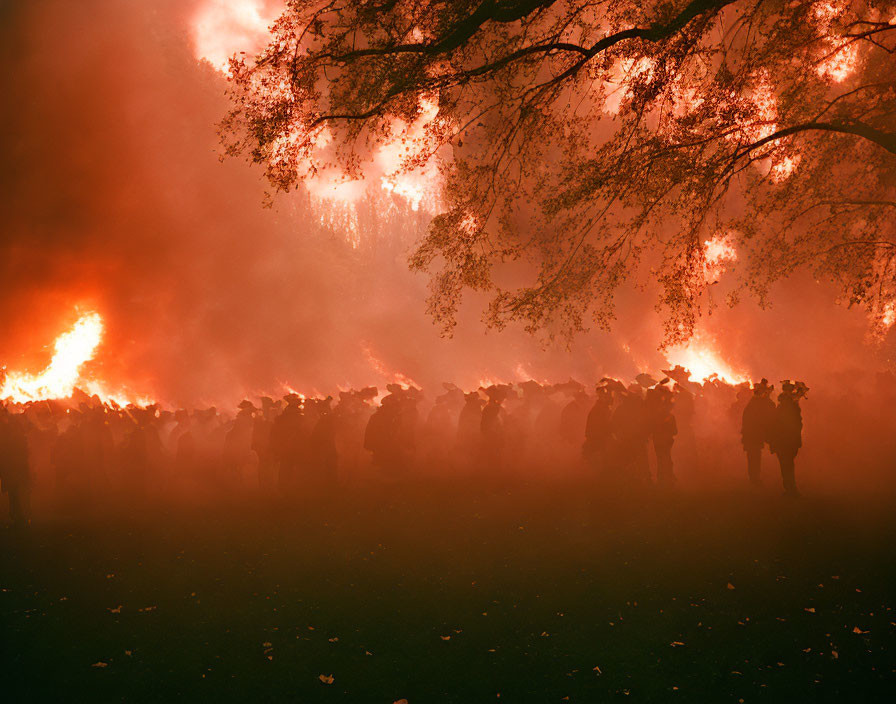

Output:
xmin=92 ymin=662 xmax=108 ymax=668
xmin=319 ymin=674 xmax=334 ymax=684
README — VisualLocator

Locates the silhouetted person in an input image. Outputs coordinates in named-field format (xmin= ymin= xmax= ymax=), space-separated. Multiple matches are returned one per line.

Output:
xmin=52 ymin=416 xmax=85 ymax=506
xmin=611 ymin=385 xmax=650 ymax=483
xmin=252 ymin=398 xmax=277 ymax=490
xmin=271 ymin=395 xmax=306 ymax=493
xmin=770 ymin=381 xmax=806 ymax=497
xmin=0 ymin=408 xmax=31 ymax=527
xmin=364 ymin=393 xmax=400 ymax=471
xmin=583 ymin=386 xmax=614 ymax=472
xmin=172 ymin=410 xmax=196 ymax=488
xmin=334 ymin=388 xmax=376 ymax=479
xmin=222 ymin=401 xmax=256 ymax=487
xmin=122 ymin=409 xmax=163 ymax=500
xmin=646 ymin=383 xmax=677 ymax=484
xmin=559 ymin=390 xmax=590 ymax=448
xmin=480 ymin=386 xmax=508 ymax=471
xmin=456 ymin=391 xmax=484 ymax=467
xmin=309 ymin=398 xmax=338 ymax=487
xmin=422 ymin=386 xmax=462 ymax=472
xmin=394 ymin=388 xmax=421 ymax=473
xmin=81 ymin=406 xmax=113 ymax=500
xmin=741 ymin=379 xmax=775 ymax=486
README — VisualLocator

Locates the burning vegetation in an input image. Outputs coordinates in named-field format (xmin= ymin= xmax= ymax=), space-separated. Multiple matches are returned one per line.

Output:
xmin=2 ymin=3 xmax=896 ymax=702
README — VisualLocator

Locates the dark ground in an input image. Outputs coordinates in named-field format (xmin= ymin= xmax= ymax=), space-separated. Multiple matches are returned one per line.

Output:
xmin=2 ymin=480 xmax=895 ymax=703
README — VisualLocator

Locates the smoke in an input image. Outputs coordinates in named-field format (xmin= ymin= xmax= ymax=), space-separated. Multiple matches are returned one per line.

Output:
xmin=0 ymin=0 xmax=888 ymax=408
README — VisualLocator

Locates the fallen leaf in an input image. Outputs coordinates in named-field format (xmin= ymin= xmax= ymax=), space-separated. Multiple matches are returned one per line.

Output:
xmin=727 ymin=583 xmax=735 ymax=590
xmin=853 ymin=626 xmax=869 ymax=634
xmin=318 ymin=674 xmax=334 ymax=685
xmin=440 ymin=636 xmax=451 ymax=641
xmin=108 ymin=606 xmax=122 ymax=614
xmin=92 ymin=662 xmax=108 ymax=668
xmin=593 ymin=665 xmax=602 ymax=674
xmin=328 ymin=637 xmax=339 ymax=643
xmin=670 ymin=641 xmax=685 ymax=647
xmin=805 ymin=608 xmax=816 ymax=613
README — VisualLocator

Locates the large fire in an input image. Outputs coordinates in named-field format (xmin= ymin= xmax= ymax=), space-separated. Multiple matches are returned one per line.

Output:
xmin=1 ymin=313 xmax=104 ymax=403
xmin=703 ymin=233 xmax=738 ymax=282
xmin=665 ymin=333 xmax=748 ymax=385
xmin=191 ymin=1 xmax=442 ymax=219
xmin=191 ymin=0 xmax=275 ymax=75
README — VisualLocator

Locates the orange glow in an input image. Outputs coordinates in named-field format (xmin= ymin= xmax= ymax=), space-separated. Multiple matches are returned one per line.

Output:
xmin=770 ymin=153 xmax=800 ymax=182
xmin=703 ymin=233 xmax=737 ymax=282
xmin=665 ymin=333 xmax=747 ymax=384
xmin=818 ymin=42 xmax=858 ymax=82
xmin=377 ymin=97 xmax=441 ymax=212
xmin=192 ymin=0 xmax=275 ymax=74
xmin=1 ymin=312 xmax=151 ymax=406
xmin=881 ymin=301 xmax=896 ymax=329
xmin=194 ymin=4 xmax=442 ymax=214
xmin=1 ymin=313 xmax=104 ymax=402
xmin=812 ymin=2 xmax=859 ymax=82
xmin=361 ymin=343 xmax=420 ymax=389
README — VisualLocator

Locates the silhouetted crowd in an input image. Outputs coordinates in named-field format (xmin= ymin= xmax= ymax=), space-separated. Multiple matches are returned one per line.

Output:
xmin=1 ymin=366 xmax=812 ymax=526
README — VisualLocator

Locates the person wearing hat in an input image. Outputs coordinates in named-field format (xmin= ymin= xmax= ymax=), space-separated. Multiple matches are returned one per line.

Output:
xmin=646 ymin=382 xmax=677 ymax=485
xmin=270 ymin=394 xmax=306 ymax=494
xmin=0 ymin=406 xmax=32 ymax=527
xmin=741 ymin=379 xmax=775 ymax=486
xmin=583 ymin=385 xmax=614 ymax=473
xmin=480 ymin=386 xmax=508 ymax=472
xmin=456 ymin=391 xmax=485 ymax=468
xmin=252 ymin=398 xmax=278 ymax=492
xmin=770 ymin=381 xmax=805 ymax=497
xmin=611 ymin=384 xmax=651 ymax=484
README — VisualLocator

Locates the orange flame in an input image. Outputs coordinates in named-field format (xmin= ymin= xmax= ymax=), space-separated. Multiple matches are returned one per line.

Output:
xmin=665 ymin=333 xmax=747 ymax=385
xmin=1 ymin=313 xmax=104 ymax=403
xmin=192 ymin=0 xmax=275 ymax=74
xmin=703 ymin=233 xmax=737 ymax=282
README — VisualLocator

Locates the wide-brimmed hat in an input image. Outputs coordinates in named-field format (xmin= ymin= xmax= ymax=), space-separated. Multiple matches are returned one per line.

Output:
xmin=753 ymin=378 xmax=773 ymax=394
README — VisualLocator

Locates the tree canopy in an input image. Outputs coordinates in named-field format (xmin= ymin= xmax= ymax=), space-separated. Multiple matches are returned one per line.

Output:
xmin=220 ymin=0 xmax=896 ymax=344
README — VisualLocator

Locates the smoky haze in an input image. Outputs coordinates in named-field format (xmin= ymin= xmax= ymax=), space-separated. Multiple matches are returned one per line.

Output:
xmin=0 ymin=0 xmax=888 ymax=407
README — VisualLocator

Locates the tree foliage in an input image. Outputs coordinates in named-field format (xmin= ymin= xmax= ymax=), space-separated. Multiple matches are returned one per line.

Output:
xmin=220 ymin=0 xmax=896 ymax=343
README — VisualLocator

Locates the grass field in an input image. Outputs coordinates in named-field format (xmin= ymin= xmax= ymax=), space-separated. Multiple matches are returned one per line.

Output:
xmin=2 ymin=481 xmax=895 ymax=702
